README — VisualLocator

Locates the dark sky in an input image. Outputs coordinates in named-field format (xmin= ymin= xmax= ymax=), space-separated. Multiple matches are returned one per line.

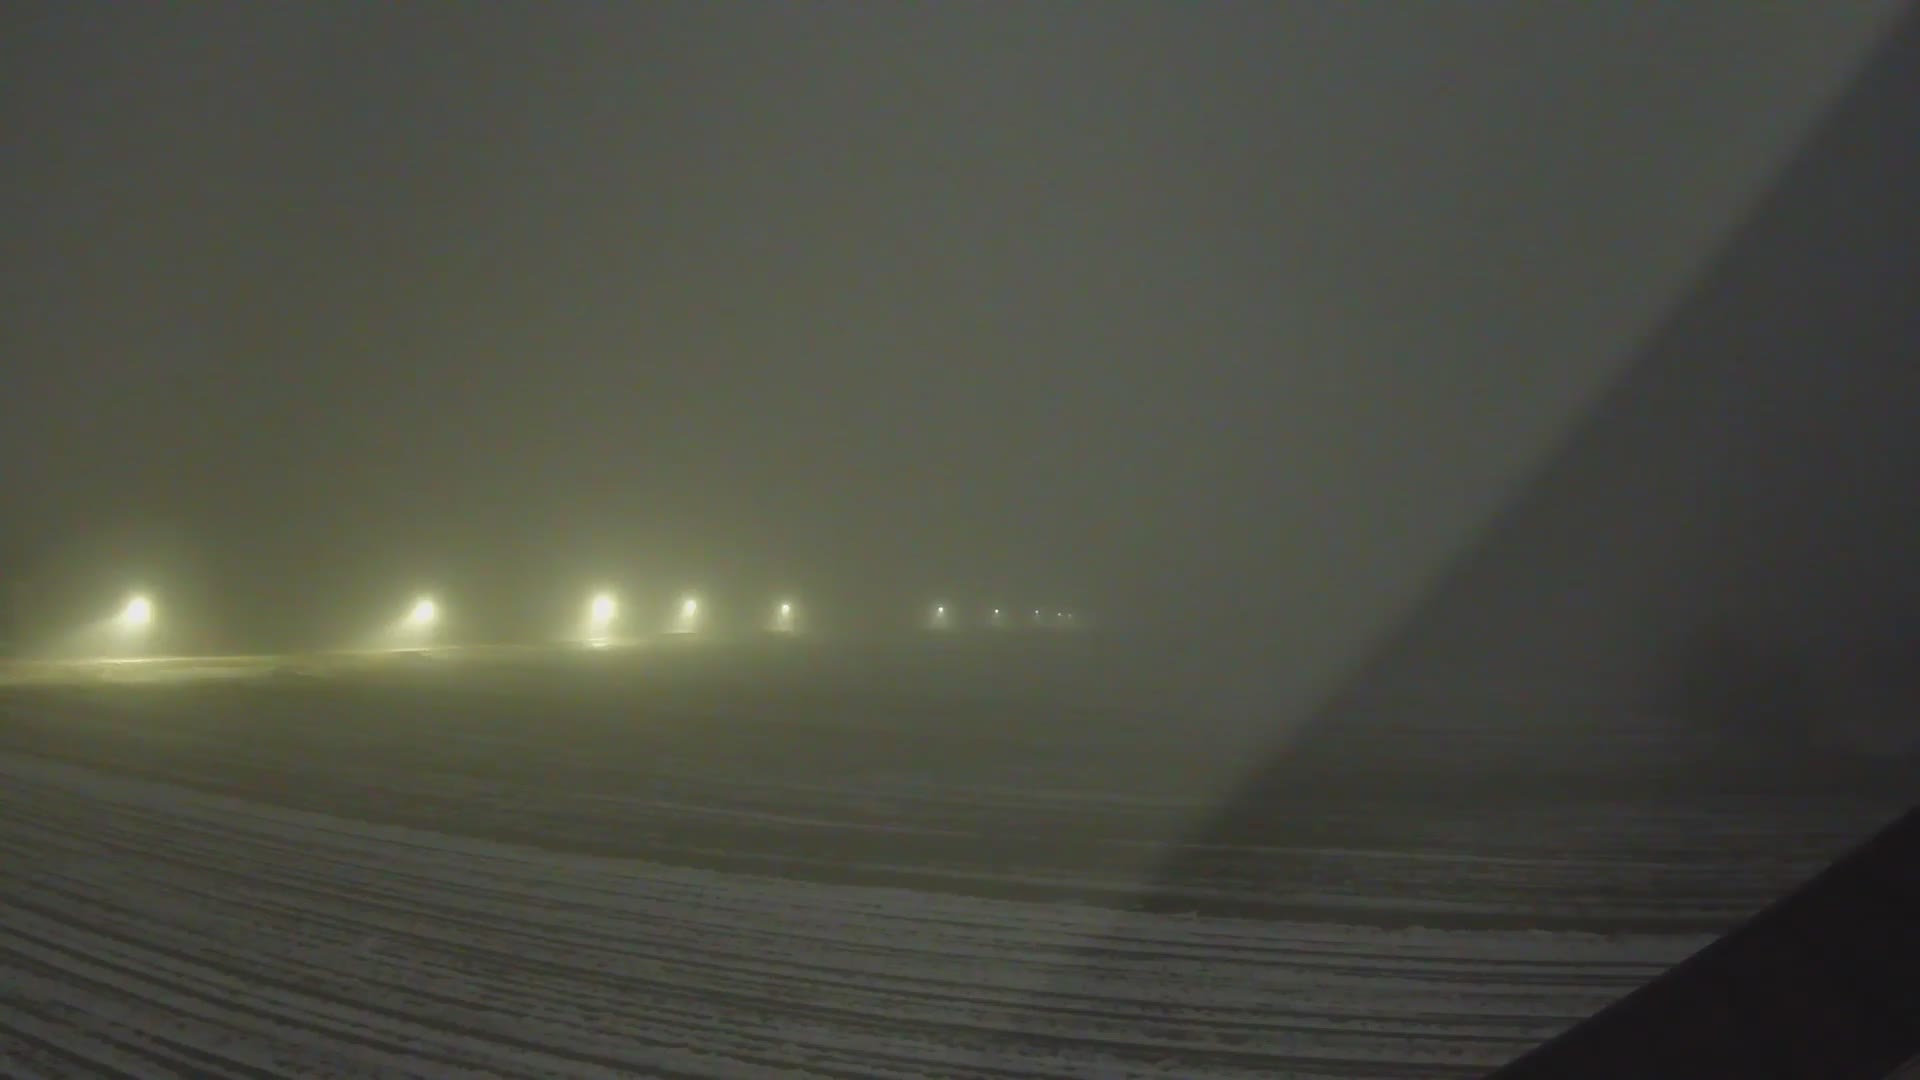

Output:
xmin=0 ymin=3 xmax=1903 ymax=657
xmin=1252 ymin=3 xmax=1920 ymax=761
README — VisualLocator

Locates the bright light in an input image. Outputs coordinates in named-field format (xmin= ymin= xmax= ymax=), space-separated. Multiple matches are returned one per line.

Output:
xmin=588 ymin=592 xmax=618 ymax=627
xmin=772 ymin=599 xmax=797 ymax=633
xmin=671 ymin=594 xmax=702 ymax=633
xmin=582 ymin=591 xmax=618 ymax=644
xmin=407 ymin=598 xmax=437 ymax=626
xmin=120 ymin=595 xmax=154 ymax=628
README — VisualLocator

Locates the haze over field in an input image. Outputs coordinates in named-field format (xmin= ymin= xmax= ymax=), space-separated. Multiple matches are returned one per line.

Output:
xmin=5 ymin=6 xmax=1920 ymax=1075
xmin=5 ymin=3 xmax=1913 ymax=741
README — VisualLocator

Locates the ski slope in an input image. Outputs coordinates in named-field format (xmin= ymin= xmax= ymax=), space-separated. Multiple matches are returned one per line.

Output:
xmin=1 ymin=654 xmax=1899 ymax=1077
xmin=0 ymin=753 xmax=1696 ymax=1078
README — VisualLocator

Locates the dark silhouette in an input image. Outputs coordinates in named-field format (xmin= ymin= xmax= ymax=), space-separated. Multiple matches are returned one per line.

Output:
xmin=1141 ymin=4 xmax=1920 ymax=1071
xmin=1490 ymin=808 xmax=1920 ymax=1079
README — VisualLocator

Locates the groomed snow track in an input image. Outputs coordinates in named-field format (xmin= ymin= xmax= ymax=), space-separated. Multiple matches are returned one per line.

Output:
xmin=0 ymin=751 xmax=1696 ymax=1079
xmin=1490 ymin=806 xmax=1920 ymax=1079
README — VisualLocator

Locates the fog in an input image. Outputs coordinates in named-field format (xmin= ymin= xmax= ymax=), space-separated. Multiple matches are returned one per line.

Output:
xmin=2 ymin=3 xmax=1910 ymax=733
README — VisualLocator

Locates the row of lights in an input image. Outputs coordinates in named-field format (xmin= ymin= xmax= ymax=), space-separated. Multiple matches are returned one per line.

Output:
xmin=401 ymin=591 xmax=723 ymax=643
xmin=930 ymin=605 xmax=1076 ymax=629
xmin=100 ymin=591 xmax=1074 ymax=653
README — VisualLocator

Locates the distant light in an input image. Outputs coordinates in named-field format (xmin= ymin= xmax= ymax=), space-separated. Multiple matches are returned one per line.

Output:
xmin=588 ymin=592 xmax=618 ymax=626
xmin=993 ymin=608 xmax=1002 ymax=616
xmin=120 ymin=595 xmax=154 ymax=628
xmin=408 ymin=598 xmax=437 ymax=626
xmin=780 ymin=602 xmax=792 ymax=616
xmin=671 ymin=595 xmax=702 ymax=634
xmin=936 ymin=605 xmax=945 ymax=616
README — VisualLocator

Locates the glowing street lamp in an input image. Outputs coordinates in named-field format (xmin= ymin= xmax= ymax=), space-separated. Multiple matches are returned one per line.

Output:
xmin=588 ymin=592 xmax=617 ymax=629
xmin=577 ymin=590 xmax=619 ymax=645
xmin=366 ymin=594 xmax=440 ymax=652
xmin=928 ymin=603 xmax=952 ymax=630
xmin=407 ymin=597 xmax=437 ymax=627
xmin=671 ymin=594 xmax=702 ymax=634
xmin=119 ymin=594 xmax=154 ymax=629
xmin=772 ymin=599 xmax=796 ymax=633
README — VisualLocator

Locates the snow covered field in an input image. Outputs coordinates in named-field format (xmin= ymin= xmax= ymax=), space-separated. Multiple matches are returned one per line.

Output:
xmin=0 ymin=754 xmax=1687 ymax=1078
xmin=0 ymin=647 xmax=1901 ymax=1076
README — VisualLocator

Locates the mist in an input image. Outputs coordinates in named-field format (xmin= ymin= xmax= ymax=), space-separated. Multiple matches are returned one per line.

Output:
xmin=1 ymin=2 xmax=1907 ymax=712
xmin=11 ymin=7 xmax=1920 ymax=1076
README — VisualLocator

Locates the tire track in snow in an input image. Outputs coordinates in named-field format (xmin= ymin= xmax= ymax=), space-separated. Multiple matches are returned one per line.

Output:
xmin=0 ymin=754 xmax=1701 ymax=1078
xmin=1 ymin=699 xmax=1882 ymax=931
xmin=0 ymin=997 xmax=181 ymax=1080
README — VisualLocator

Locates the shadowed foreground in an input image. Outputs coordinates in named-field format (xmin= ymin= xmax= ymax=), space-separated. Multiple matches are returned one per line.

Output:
xmin=1492 ymin=807 xmax=1920 ymax=1079
xmin=6 ymin=648 xmax=1880 ymax=1077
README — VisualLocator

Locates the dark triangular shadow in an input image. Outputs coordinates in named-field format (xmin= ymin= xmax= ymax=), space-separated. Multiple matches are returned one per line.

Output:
xmin=1256 ymin=1 xmax=1920 ymax=795
xmin=1489 ymin=806 xmax=1920 ymax=1078
xmin=1106 ymin=3 xmax=1920 ymax=1074
xmin=1147 ymin=0 xmax=1920 ymax=852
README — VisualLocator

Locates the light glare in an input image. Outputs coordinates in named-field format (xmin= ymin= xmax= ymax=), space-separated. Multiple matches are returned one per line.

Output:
xmin=120 ymin=595 xmax=154 ymax=628
xmin=588 ymin=592 xmax=617 ymax=626
xmin=771 ymin=598 xmax=798 ymax=633
xmin=670 ymin=594 xmax=702 ymax=633
xmin=408 ymin=598 xmax=437 ymax=626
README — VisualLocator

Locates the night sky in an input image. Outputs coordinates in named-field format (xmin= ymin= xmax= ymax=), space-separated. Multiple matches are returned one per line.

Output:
xmin=2 ymin=3 xmax=1904 ymax=671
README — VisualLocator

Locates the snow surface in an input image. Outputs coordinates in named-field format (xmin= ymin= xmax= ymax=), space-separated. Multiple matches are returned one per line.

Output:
xmin=0 ymin=753 xmax=1706 ymax=1078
